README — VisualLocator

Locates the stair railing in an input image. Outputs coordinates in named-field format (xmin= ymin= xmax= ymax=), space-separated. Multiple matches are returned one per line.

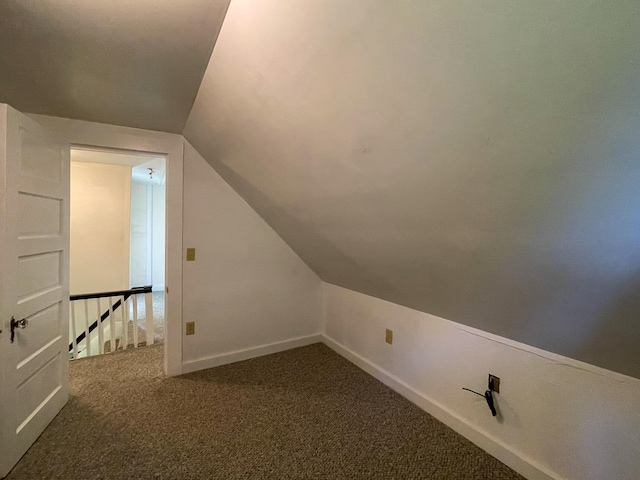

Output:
xmin=69 ymin=285 xmax=154 ymax=359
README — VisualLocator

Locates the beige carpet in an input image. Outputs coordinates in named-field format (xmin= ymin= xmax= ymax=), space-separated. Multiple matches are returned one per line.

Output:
xmin=7 ymin=344 xmax=525 ymax=479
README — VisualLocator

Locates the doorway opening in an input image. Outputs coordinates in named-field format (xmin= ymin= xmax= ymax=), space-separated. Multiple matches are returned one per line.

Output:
xmin=68 ymin=147 xmax=166 ymax=358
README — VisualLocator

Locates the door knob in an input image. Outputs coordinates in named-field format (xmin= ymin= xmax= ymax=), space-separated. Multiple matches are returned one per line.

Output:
xmin=10 ymin=316 xmax=28 ymax=343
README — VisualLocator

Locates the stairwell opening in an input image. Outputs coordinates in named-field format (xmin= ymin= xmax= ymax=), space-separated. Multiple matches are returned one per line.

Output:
xmin=68 ymin=147 xmax=166 ymax=358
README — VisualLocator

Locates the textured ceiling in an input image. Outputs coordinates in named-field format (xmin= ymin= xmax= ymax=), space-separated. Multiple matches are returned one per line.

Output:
xmin=0 ymin=0 xmax=230 ymax=133
xmin=184 ymin=1 xmax=640 ymax=378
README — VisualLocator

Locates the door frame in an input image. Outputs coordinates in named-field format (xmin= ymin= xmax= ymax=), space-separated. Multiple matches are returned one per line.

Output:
xmin=32 ymin=115 xmax=184 ymax=376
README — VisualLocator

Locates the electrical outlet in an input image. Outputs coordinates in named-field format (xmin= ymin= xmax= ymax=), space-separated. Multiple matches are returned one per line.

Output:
xmin=186 ymin=248 xmax=196 ymax=261
xmin=488 ymin=374 xmax=500 ymax=393
xmin=385 ymin=328 xmax=393 ymax=344
xmin=186 ymin=322 xmax=195 ymax=335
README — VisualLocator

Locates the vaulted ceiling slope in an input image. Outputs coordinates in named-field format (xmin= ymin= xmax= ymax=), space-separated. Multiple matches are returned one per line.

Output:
xmin=184 ymin=1 xmax=640 ymax=378
xmin=0 ymin=0 xmax=230 ymax=133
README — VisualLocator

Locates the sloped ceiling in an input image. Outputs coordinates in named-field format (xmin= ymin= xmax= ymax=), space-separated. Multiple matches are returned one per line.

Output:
xmin=0 ymin=0 xmax=230 ymax=133
xmin=184 ymin=1 xmax=640 ymax=378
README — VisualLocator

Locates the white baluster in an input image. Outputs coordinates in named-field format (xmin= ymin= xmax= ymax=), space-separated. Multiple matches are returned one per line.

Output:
xmin=97 ymin=297 xmax=104 ymax=355
xmin=145 ymin=291 xmax=154 ymax=346
xmin=122 ymin=296 xmax=129 ymax=349
xmin=70 ymin=301 xmax=78 ymax=359
xmin=109 ymin=296 xmax=116 ymax=352
xmin=84 ymin=299 xmax=91 ymax=357
xmin=133 ymin=295 xmax=139 ymax=347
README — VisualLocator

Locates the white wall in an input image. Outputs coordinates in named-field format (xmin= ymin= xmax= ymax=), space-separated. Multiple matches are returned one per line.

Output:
xmin=323 ymin=283 xmax=640 ymax=480
xmin=129 ymin=181 xmax=148 ymax=287
xmin=184 ymin=0 xmax=640 ymax=379
xmin=181 ymin=142 xmax=323 ymax=372
xmin=70 ymin=161 xmax=130 ymax=294
xmin=129 ymin=181 xmax=165 ymax=290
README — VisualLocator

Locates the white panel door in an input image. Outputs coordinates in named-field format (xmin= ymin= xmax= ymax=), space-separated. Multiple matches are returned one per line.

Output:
xmin=0 ymin=105 xmax=70 ymax=478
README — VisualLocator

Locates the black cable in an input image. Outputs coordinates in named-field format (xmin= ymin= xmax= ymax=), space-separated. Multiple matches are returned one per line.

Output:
xmin=462 ymin=387 xmax=484 ymax=397
xmin=462 ymin=387 xmax=497 ymax=417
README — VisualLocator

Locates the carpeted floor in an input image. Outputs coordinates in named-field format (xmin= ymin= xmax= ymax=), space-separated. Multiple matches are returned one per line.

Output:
xmin=7 ymin=344 xmax=525 ymax=480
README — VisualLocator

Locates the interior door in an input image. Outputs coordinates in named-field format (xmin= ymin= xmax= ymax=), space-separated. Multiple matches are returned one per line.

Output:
xmin=0 ymin=104 xmax=70 ymax=478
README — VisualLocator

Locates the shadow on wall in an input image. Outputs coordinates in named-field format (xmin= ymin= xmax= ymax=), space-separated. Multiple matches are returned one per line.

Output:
xmin=576 ymin=268 xmax=640 ymax=376
xmin=204 ymin=150 xmax=640 ymax=378
xmin=203 ymin=154 xmax=407 ymax=301
xmin=180 ymin=0 xmax=640 ymax=381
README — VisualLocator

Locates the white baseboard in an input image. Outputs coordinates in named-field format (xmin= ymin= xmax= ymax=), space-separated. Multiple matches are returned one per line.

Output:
xmin=322 ymin=334 xmax=561 ymax=480
xmin=181 ymin=334 xmax=323 ymax=374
